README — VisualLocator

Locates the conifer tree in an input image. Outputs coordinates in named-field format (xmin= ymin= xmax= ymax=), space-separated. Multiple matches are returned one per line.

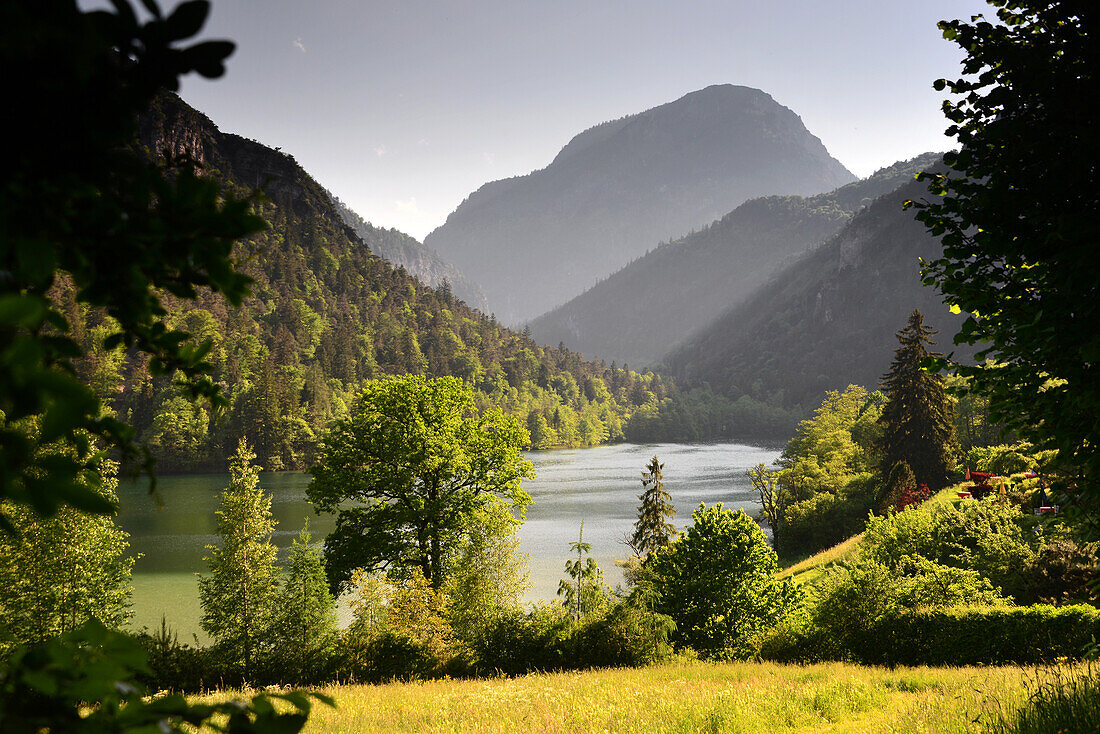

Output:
xmin=199 ymin=439 xmax=279 ymax=679
xmin=629 ymin=456 xmax=677 ymax=560
xmin=270 ymin=521 xmax=338 ymax=678
xmin=877 ymin=311 xmax=959 ymax=490
xmin=558 ymin=521 xmax=609 ymax=619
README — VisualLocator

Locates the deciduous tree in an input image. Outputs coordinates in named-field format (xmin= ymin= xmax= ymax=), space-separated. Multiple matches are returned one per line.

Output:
xmin=650 ymin=504 xmax=795 ymax=660
xmin=0 ymin=453 xmax=134 ymax=646
xmin=749 ymin=463 xmax=782 ymax=551
xmin=908 ymin=0 xmax=1099 ymax=516
xmin=308 ymin=375 xmax=533 ymax=593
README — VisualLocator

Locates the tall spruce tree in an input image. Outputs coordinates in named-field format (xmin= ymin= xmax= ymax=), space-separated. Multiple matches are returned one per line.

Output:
xmin=629 ymin=456 xmax=677 ymax=560
xmin=877 ymin=311 xmax=959 ymax=490
xmin=198 ymin=439 xmax=279 ymax=679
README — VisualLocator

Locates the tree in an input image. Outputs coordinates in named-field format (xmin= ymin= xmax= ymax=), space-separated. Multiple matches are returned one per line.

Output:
xmin=198 ymin=440 xmax=279 ymax=679
xmin=0 ymin=453 xmax=134 ymax=647
xmin=748 ymin=463 xmax=782 ymax=552
xmin=445 ymin=507 xmax=530 ymax=641
xmin=270 ymin=521 xmax=338 ymax=679
xmin=877 ymin=310 xmax=958 ymax=490
xmin=557 ymin=521 xmax=610 ymax=620
xmin=876 ymin=459 xmax=917 ymax=515
xmin=308 ymin=375 xmax=534 ymax=593
xmin=629 ymin=456 xmax=677 ymax=560
xmin=649 ymin=504 xmax=795 ymax=660
xmin=908 ymin=1 xmax=1099 ymax=515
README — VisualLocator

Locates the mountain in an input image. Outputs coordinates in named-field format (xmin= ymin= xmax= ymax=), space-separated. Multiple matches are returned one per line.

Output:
xmin=99 ymin=93 xmax=677 ymax=471
xmin=424 ymin=84 xmax=856 ymax=324
xmin=529 ymin=154 xmax=941 ymax=367
xmin=326 ymin=194 xmax=489 ymax=312
xmin=664 ymin=170 xmax=972 ymax=415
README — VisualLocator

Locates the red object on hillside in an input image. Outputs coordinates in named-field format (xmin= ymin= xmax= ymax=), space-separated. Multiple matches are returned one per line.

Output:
xmin=897 ymin=483 xmax=932 ymax=511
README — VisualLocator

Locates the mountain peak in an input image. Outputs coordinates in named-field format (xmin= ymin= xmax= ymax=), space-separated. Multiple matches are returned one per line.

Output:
xmin=425 ymin=85 xmax=855 ymax=325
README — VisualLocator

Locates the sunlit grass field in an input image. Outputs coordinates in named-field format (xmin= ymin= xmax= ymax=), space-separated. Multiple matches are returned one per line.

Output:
xmin=211 ymin=661 xmax=1035 ymax=733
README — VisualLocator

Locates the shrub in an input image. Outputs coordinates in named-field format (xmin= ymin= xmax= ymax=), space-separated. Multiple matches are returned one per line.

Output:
xmin=468 ymin=604 xmax=572 ymax=675
xmin=867 ymin=605 xmax=1100 ymax=666
xmin=650 ymin=504 xmax=796 ymax=660
xmin=763 ymin=603 xmax=1100 ymax=666
xmin=861 ymin=499 xmax=1040 ymax=600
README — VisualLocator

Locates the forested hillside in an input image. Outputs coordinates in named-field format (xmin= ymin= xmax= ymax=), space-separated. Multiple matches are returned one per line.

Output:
xmin=530 ymin=154 xmax=941 ymax=367
xmin=665 ymin=173 xmax=973 ymax=417
xmin=425 ymin=84 xmax=856 ymax=324
xmin=68 ymin=93 xmax=674 ymax=472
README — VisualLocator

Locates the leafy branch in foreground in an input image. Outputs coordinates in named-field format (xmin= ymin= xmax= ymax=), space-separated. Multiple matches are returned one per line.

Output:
xmin=0 ymin=620 xmax=332 ymax=732
xmin=907 ymin=0 xmax=1099 ymax=523
xmin=1 ymin=0 xmax=264 ymax=521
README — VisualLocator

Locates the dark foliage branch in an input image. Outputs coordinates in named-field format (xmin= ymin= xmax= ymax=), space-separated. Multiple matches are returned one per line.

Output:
xmin=907 ymin=1 xmax=1099 ymax=517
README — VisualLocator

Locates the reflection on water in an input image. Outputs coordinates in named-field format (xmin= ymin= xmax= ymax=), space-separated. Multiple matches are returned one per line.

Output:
xmin=119 ymin=442 xmax=779 ymax=638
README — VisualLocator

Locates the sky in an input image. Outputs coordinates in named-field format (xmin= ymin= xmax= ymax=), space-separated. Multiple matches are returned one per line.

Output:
xmin=160 ymin=0 xmax=992 ymax=240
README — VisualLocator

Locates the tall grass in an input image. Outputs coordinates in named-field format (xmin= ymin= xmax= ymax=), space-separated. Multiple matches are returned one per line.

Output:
xmin=206 ymin=660 xmax=1034 ymax=733
xmin=984 ymin=663 xmax=1100 ymax=734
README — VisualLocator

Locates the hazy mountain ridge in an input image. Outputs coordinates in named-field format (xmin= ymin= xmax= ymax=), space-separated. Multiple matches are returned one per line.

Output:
xmin=529 ymin=153 xmax=942 ymax=367
xmin=326 ymin=194 xmax=489 ymax=312
xmin=425 ymin=84 xmax=856 ymax=324
xmin=664 ymin=171 xmax=972 ymax=413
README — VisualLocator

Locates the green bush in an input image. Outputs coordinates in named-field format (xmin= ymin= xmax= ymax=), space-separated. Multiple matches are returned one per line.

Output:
xmin=569 ymin=601 xmax=676 ymax=668
xmin=861 ymin=499 xmax=1040 ymax=600
xmin=650 ymin=504 xmax=797 ymax=660
xmin=469 ymin=605 xmax=572 ymax=675
xmin=469 ymin=599 xmax=675 ymax=675
xmin=764 ymin=604 xmax=1100 ymax=666
xmin=337 ymin=628 xmax=450 ymax=682
xmin=867 ymin=605 xmax=1100 ymax=666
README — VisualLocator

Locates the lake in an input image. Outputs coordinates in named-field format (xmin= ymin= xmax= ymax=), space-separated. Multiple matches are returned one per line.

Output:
xmin=118 ymin=442 xmax=779 ymax=639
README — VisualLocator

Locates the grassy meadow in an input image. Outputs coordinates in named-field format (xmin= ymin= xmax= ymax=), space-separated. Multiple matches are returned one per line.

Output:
xmin=207 ymin=661 xmax=1040 ymax=733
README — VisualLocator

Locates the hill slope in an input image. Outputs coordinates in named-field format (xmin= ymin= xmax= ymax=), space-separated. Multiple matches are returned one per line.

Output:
xmin=529 ymin=155 xmax=940 ymax=367
xmin=424 ymin=84 xmax=855 ymax=324
xmin=665 ymin=171 xmax=971 ymax=415
xmin=83 ymin=93 xmax=676 ymax=471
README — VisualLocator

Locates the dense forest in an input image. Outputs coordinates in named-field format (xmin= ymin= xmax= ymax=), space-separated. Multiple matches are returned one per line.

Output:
xmin=61 ymin=93 xmax=681 ymax=472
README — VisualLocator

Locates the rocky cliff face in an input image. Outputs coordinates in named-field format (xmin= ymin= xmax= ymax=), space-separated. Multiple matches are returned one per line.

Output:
xmin=141 ymin=94 xmax=482 ymax=310
xmin=425 ymin=84 xmax=856 ymax=325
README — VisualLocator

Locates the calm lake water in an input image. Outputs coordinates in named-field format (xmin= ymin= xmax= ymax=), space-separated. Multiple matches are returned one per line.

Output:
xmin=118 ymin=442 xmax=779 ymax=639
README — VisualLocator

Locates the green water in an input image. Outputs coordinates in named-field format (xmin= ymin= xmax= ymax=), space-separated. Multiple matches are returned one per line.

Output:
xmin=118 ymin=442 xmax=779 ymax=639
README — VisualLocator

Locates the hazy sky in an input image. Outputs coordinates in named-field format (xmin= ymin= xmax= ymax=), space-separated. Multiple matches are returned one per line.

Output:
xmin=164 ymin=0 xmax=991 ymax=240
